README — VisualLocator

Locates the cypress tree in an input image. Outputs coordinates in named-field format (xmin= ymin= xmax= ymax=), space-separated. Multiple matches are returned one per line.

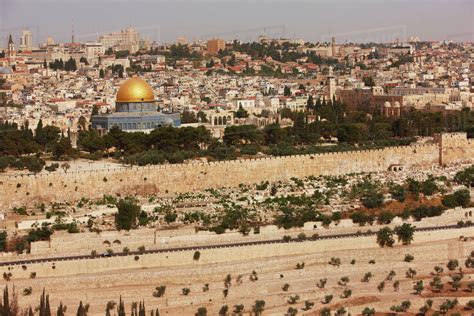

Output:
xmin=2 ymin=286 xmax=10 ymax=316
xmin=117 ymin=296 xmax=126 ymax=316
xmin=57 ymin=302 xmax=65 ymax=316
xmin=45 ymin=294 xmax=51 ymax=316
xmin=138 ymin=301 xmax=145 ymax=316
xmin=39 ymin=289 xmax=46 ymax=316
xmin=76 ymin=301 xmax=87 ymax=316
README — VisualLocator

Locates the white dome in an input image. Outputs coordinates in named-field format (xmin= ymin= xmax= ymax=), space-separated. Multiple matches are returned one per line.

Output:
xmin=384 ymin=101 xmax=391 ymax=107
xmin=393 ymin=101 xmax=400 ymax=108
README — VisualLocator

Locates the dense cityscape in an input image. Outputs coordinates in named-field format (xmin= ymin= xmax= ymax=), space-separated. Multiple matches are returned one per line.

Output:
xmin=0 ymin=1 xmax=474 ymax=315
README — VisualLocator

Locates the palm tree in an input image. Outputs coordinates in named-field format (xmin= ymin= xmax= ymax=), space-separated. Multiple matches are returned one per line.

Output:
xmin=394 ymin=223 xmax=414 ymax=245
xmin=376 ymin=227 xmax=394 ymax=247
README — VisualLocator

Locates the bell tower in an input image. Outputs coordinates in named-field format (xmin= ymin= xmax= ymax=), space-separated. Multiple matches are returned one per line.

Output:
xmin=7 ymin=34 xmax=16 ymax=61
xmin=7 ymin=34 xmax=15 ymax=54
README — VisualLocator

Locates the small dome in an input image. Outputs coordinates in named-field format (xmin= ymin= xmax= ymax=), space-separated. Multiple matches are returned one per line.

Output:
xmin=162 ymin=117 xmax=174 ymax=126
xmin=116 ymin=77 xmax=155 ymax=103
xmin=393 ymin=101 xmax=400 ymax=108
xmin=384 ymin=101 xmax=391 ymax=107
xmin=0 ymin=67 xmax=13 ymax=74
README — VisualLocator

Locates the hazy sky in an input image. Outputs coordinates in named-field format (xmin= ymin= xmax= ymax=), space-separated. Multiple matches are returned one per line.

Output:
xmin=1 ymin=0 xmax=473 ymax=46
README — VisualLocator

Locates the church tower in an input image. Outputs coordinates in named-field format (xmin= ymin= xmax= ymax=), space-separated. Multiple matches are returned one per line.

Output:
xmin=7 ymin=34 xmax=15 ymax=56
xmin=7 ymin=34 xmax=16 ymax=66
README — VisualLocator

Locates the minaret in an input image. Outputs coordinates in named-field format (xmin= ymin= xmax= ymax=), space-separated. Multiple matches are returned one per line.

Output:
xmin=71 ymin=21 xmax=75 ymax=44
xmin=331 ymin=37 xmax=336 ymax=57
xmin=327 ymin=66 xmax=336 ymax=101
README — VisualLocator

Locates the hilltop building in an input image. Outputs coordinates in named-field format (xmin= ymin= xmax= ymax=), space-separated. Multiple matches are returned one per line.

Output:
xmin=91 ymin=77 xmax=180 ymax=133
xmin=207 ymin=38 xmax=225 ymax=55
xmin=19 ymin=29 xmax=33 ymax=50
xmin=98 ymin=28 xmax=139 ymax=53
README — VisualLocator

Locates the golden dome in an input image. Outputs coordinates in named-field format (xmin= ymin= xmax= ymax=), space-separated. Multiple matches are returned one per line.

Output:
xmin=116 ymin=78 xmax=155 ymax=103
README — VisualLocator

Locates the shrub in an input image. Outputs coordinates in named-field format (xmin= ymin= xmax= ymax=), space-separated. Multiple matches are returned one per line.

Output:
xmin=297 ymin=232 xmax=306 ymax=241
xmin=442 ymin=189 xmax=470 ymax=208
xmin=22 ymin=287 xmax=33 ymax=296
xmin=182 ymin=287 xmax=190 ymax=295
xmin=404 ymin=254 xmax=414 ymax=262
xmin=350 ymin=212 xmax=374 ymax=226
xmin=361 ymin=191 xmax=384 ymax=209
xmin=153 ymin=286 xmax=166 ymax=298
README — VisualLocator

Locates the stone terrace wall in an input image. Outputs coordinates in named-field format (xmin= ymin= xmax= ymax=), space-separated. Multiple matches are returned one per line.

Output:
xmin=0 ymin=143 xmax=440 ymax=209
xmin=25 ymin=206 xmax=472 ymax=257
xmin=3 ymin=227 xmax=473 ymax=280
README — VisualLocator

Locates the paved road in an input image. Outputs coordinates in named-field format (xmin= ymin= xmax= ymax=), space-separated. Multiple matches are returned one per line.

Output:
xmin=0 ymin=223 xmax=471 ymax=267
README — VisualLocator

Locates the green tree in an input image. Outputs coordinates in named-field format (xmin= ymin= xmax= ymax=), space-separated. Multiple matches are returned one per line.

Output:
xmin=92 ymin=105 xmax=100 ymax=116
xmin=78 ymin=130 xmax=106 ymax=153
xmin=252 ymin=300 xmax=265 ymax=316
xmin=454 ymin=166 xmax=474 ymax=187
xmin=115 ymin=198 xmax=141 ymax=230
xmin=363 ymin=76 xmax=376 ymax=87
xmin=235 ymin=105 xmax=249 ymax=118
xmin=39 ymin=288 xmax=52 ymax=316
xmin=0 ymin=231 xmax=7 ymax=252
xmin=395 ymin=223 xmax=414 ymax=245
xmin=53 ymin=135 xmax=73 ymax=159
xmin=376 ymin=227 xmax=395 ymax=247
xmin=65 ymin=57 xmax=77 ymax=72
xmin=413 ymin=280 xmax=424 ymax=294
xmin=195 ymin=307 xmax=207 ymax=316
xmin=117 ymin=296 xmax=125 ymax=316
xmin=56 ymin=302 xmax=66 ymax=316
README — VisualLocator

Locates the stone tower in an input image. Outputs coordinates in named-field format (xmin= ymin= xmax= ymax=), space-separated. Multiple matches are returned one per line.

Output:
xmin=327 ymin=66 xmax=336 ymax=101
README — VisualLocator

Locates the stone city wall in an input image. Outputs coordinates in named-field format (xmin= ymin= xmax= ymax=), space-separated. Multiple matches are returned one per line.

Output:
xmin=0 ymin=133 xmax=473 ymax=209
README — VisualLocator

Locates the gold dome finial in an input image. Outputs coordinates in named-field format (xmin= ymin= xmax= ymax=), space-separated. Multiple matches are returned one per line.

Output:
xmin=116 ymin=77 xmax=155 ymax=103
